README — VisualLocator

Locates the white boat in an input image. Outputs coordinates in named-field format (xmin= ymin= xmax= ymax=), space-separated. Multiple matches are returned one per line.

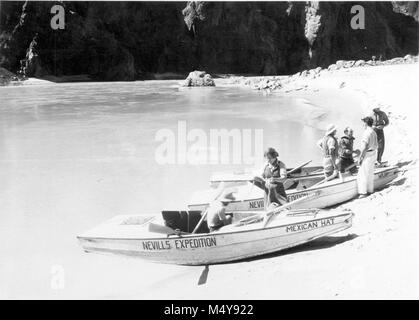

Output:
xmin=77 ymin=208 xmax=353 ymax=265
xmin=188 ymin=165 xmax=399 ymax=213
xmin=209 ymin=165 xmax=324 ymax=188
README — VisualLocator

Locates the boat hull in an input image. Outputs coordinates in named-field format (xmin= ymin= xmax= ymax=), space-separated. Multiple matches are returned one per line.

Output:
xmin=78 ymin=211 xmax=353 ymax=265
xmin=210 ymin=166 xmax=324 ymax=188
xmin=188 ymin=166 xmax=399 ymax=213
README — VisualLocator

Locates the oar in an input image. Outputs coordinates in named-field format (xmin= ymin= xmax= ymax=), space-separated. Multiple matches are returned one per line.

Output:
xmin=261 ymin=159 xmax=313 ymax=182
xmin=192 ymin=182 xmax=226 ymax=234
xmin=197 ymin=265 xmax=209 ymax=286
xmin=310 ymin=169 xmax=340 ymax=188
xmin=287 ymin=160 xmax=312 ymax=176
xmin=234 ymin=191 xmax=320 ymax=227
xmin=212 ymin=160 xmax=313 ymax=185
xmin=285 ymin=208 xmax=320 ymax=217
xmin=344 ymin=163 xmax=357 ymax=172
xmin=262 ymin=190 xmax=320 ymax=227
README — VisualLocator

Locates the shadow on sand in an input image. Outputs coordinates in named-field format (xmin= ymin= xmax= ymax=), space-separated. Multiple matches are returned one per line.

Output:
xmin=226 ymin=233 xmax=358 ymax=265
xmin=197 ymin=233 xmax=358 ymax=285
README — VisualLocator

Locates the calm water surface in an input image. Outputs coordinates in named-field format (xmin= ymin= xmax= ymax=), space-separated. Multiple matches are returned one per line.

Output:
xmin=0 ymin=80 xmax=365 ymax=298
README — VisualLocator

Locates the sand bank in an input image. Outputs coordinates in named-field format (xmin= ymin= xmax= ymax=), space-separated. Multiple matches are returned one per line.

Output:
xmin=133 ymin=62 xmax=419 ymax=300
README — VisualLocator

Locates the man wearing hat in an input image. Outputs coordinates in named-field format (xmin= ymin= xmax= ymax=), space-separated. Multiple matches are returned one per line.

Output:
xmin=357 ymin=116 xmax=379 ymax=198
xmin=339 ymin=127 xmax=360 ymax=174
xmin=371 ymin=107 xmax=389 ymax=163
xmin=206 ymin=191 xmax=235 ymax=232
xmin=317 ymin=124 xmax=340 ymax=179
xmin=253 ymin=147 xmax=288 ymax=208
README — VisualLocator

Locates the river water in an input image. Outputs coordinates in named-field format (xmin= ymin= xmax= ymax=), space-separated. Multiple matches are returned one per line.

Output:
xmin=0 ymin=80 xmax=365 ymax=298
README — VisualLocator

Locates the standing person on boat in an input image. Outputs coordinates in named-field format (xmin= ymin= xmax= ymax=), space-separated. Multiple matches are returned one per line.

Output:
xmin=371 ymin=107 xmax=389 ymax=164
xmin=206 ymin=192 xmax=235 ymax=232
xmin=339 ymin=127 xmax=360 ymax=174
xmin=253 ymin=147 xmax=288 ymax=208
xmin=317 ymin=124 xmax=340 ymax=179
xmin=357 ymin=116 xmax=379 ymax=198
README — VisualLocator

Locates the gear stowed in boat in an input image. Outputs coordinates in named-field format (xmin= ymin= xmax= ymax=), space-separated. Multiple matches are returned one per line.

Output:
xmin=188 ymin=165 xmax=399 ymax=213
xmin=77 ymin=205 xmax=353 ymax=265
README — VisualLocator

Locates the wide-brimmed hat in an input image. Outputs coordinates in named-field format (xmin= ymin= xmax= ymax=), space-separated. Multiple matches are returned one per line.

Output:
xmin=361 ymin=116 xmax=374 ymax=122
xmin=372 ymin=106 xmax=380 ymax=112
xmin=219 ymin=192 xmax=236 ymax=203
xmin=264 ymin=147 xmax=279 ymax=159
xmin=325 ymin=124 xmax=338 ymax=136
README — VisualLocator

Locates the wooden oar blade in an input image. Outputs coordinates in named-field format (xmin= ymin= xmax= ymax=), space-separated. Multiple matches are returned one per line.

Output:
xmin=197 ymin=265 xmax=209 ymax=286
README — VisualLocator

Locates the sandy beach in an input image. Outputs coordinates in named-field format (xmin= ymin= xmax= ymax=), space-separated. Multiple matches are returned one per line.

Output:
xmin=126 ymin=62 xmax=419 ymax=300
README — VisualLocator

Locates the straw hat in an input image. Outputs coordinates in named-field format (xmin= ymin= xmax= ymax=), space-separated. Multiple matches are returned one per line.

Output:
xmin=325 ymin=124 xmax=338 ymax=136
xmin=219 ymin=192 xmax=236 ymax=203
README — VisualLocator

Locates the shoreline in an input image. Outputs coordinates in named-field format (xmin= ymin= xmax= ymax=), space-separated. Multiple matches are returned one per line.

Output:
xmin=3 ymin=55 xmax=417 ymax=88
xmin=136 ymin=61 xmax=419 ymax=299
xmin=3 ymin=58 xmax=417 ymax=94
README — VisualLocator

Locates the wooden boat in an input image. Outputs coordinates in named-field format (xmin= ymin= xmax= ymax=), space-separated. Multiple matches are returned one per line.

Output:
xmin=188 ymin=165 xmax=399 ymax=214
xmin=77 ymin=208 xmax=353 ymax=265
xmin=210 ymin=165 xmax=324 ymax=188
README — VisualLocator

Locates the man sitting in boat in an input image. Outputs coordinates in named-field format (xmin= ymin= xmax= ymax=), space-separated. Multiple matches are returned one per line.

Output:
xmin=338 ymin=127 xmax=360 ymax=174
xmin=207 ymin=192 xmax=235 ymax=232
xmin=317 ymin=124 xmax=340 ymax=180
xmin=253 ymin=147 xmax=288 ymax=207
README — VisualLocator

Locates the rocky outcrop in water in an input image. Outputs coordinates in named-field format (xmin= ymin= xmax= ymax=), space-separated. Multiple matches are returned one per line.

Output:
xmin=0 ymin=1 xmax=417 ymax=81
xmin=0 ymin=67 xmax=19 ymax=85
xmin=181 ymin=70 xmax=215 ymax=87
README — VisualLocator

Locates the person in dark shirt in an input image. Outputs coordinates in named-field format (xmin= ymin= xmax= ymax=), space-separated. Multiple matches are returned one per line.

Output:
xmin=207 ymin=192 xmax=235 ymax=232
xmin=371 ymin=107 xmax=389 ymax=163
xmin=339 ymin=127 xmax=360 ymax=174
xmin=253 ymin=147 xmax=288 ymax=208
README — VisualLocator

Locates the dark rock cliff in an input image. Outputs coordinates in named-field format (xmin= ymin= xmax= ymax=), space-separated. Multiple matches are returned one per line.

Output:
xmin=0 ymin=1 xmax=417 ymax=81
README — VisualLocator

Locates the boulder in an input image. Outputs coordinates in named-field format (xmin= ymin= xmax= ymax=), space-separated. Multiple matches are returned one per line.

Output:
xmin=354 ymin=60 xmax=366 ymax=67
xmin=404 ymin=54 xmax=413 ymax=62
xmin=344 ymin=60 xmax=355 ymax=68
xmin=328 ymin=64 xmax=338 ymax=71
xmin=258 ymin=79 xmax=270 ymax=90
xmin=336 ymin=60 xmax=346 ymax=69
xmin=389 ymin=57 xmax=404 ymax=64
xmin=0 ymin=67 xmax=18 ymax=85
xmin=181 ymin=71 xmax=215 ymax=87
xmin=365 ymin=60 xmax=375 ymax=66
xmin=314 ymin=67 xmax=322 ymax=74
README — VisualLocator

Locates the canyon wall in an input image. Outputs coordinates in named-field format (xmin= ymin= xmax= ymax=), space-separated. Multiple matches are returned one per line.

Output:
xmin=0 ymin=1 xmax=417 ymax=81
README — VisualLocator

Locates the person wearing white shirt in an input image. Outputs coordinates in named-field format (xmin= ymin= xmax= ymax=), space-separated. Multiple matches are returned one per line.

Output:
xmin=357 ymin=116 xmax=378 ymax=198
